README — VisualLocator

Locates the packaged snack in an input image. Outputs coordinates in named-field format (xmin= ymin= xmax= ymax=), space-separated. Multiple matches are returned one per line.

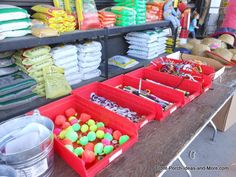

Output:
xmin=0 ymin=58 xmax=13 ymax=68
xmin=0 ymin=51 xmax=14 ymax=59
xmin=0 ymin=64 xmax=18 ymax=76
xmin=65 ymin=0 xmax=76 ymax=14
xmin=31 ymin=24 xmax=59 ymax=38
xmin=0 ymin=5 xmax=30 ymax=22
xmin=53 ymin=0 xmax=65 ymax=10
xmin=31 ymin=4 xmax=66 ymax=17
xmin=43 ymin=65 xmax=72 ymax=99
xmin=0 ymin=18 xmax=31 ymax=33
xmin=32 ymin=13 xmax=65 ymax=23
xmin=23 ymin=46 xmax=51 ymax=58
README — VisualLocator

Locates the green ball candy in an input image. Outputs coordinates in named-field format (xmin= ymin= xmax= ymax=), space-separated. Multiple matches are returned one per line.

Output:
xmin=74 ymin=147 xmax=84 ymax=156
xmin=81 ymin=124 xmax=89 ymax=133
xmin=87 ymin=131 xmax=96 ymax=142
xmin=90 ymin=125 xmax=97 ymax=132
xmin=72 ymin=123 xmax=80 ymax=131
xmin=104 ymin=133 xmax=113 ymax=141
xmin=96 ymin=130 xmax=105 ymax=139
xmin=65 ymin=145 xmax=74 ymax=152
xmin=103 ymin=145 xmax=114 ymax=155
xmin=94 ymin=143 xmax=104 ymax=155
xmin=119 ymin=135 xmax=130 ymax=145
xmin=96 ymin=122 xmax=105 ymax=128
xmin=65 ymin=131 xmax=78 ymax=142
xmin=87 ymin=119 xmax=95 ymax=126
xmin=58 ymin=130 xmax=66 ymax=139
xmin=80 ymin=136 xmax=89 ymax=146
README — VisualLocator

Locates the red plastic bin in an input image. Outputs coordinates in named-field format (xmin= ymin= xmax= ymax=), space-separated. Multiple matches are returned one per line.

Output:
xmin=103 ymin=75 xmax=182 ymax=121
xmin=31 ymin=95 xmax=137 ymax=177
xmin=126 ymin=68 xmax=202 ymax=106
xmin=72 ymin=82 xmax=156 ymax=129
xmin=147 ymin=61 xmax=213 ymax=93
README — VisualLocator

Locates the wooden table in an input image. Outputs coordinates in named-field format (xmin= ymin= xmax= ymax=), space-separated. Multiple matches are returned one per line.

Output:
xmin=52 ymin=68 xmax=236 ymax=177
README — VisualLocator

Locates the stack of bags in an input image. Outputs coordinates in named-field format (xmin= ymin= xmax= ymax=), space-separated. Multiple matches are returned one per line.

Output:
xmin=0 ymin=5 xmax=31 ymax=40
xmin=0 ymin=51 xmax=38 ymax=110
xmin=125 ymin=29 xmax=169 ymax=60
xmin=146 ymin=2 xmax=164 ymax=22
xmin=31 ymin=4 xmax=76 ymax=33
xmin=166 ymin=37 xmax=180 ymax=54
xmin=51 ymin=44 xmax=82 ymax=86
xmin=77 ymin=41 xmax=102 ymax=80
xmin=115 ymin=0 xmax=146 ymax=25
xmin=12 ymin=46 xmax=54 ymax=97
xmin=111 ymin=6 xmax=136 ymax=26
xmin=98 ymin=11 xmax=116 ymax=28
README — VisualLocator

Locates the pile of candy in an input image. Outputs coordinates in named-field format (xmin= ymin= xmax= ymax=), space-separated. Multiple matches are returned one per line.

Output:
xmin=90 ymin=93 xmax=145 ymax=123
xmin=121 ymin=86 xmax=173 ymax=111
xmin=54 ymin=108 xmax=130 ymax=164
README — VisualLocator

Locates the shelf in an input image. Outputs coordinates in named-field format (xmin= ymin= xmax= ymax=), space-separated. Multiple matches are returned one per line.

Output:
xmin=100 ymin=54 xmax=167 ymax=78
xmin=0 ymin=76 xmax=105 ymax=122
xmin=107 ymin=21 xmax=171 ymax=35
xmin=0 ymin=29 xmax=106 ymax=52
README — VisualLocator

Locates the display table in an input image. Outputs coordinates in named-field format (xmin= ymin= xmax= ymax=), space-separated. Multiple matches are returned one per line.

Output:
xmin=52 ymin=68 xmax=236 ymax=177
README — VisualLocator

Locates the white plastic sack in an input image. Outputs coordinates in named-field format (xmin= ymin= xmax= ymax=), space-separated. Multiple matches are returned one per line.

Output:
xmin=0 ymin=5 xmax=30 ymax=22
xmin=54 ymin=55 xmax=78 ymax=66
xmin=79 ymin=64 xmax=100 ymax=73
xmin=60 ymin=60 xmax=79 ymax=70
xmin=64 ymin=66 xmax=79 ymax=76
xmin=0 ymin=29 xmax=31 ymax=40
xmin=82 ymin=69 xmax=101 ymax=80
xmin=51 ymin=45 xmax=77 ymax=59
xmin=0 ymin=19 xmax=31 ymax=33
xmin=77 ymin=52 xmax=102 ymax=62
xmin=76 ymin=41 xmax=102 ymax=53
xmin=78 ymin=58 xmax=101 ymax=68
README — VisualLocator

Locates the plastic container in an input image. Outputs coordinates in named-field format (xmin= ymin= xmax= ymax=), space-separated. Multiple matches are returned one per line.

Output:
xmin=0 ymin=110 xmax=54 ymax=177
xmin=147 ymin=61 xmax=213 ymax=93
xmin=126 ymin=68 xmax=202 ymax=106
xmin=72 ymin=82 xmax=156 ymax=129
xmin=35 ymin=95 xmax=137 ymax=177
xmin=103 ymin=75 xmax=182 ymax=121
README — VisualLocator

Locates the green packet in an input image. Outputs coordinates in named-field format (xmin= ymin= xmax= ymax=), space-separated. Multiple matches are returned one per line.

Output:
xmin=0 ymin=71 xmax=37 ymax=96
xmin=111 ymin=6 xmax=136 ymax=16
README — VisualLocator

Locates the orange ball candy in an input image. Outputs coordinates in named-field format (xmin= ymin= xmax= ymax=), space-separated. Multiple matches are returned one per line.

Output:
xmin=113 ymin=130 xmax=122 ymax=140
xmin=62 ymin=139 xmax=73 ymax=146
xmin=79 ymin=113 xmax=91 ymax=123
xmin=55 ymin=115 xmax=66 ymax=126
xmin=65 ymin=108 xmax=77 ymax=118
xmin=85 ymin=143 xmax=94 ymax=151
xmin=82 ymin=150 xmax=96 ymax=163
xmin=62 ymin=122 xmax=71 ymax=129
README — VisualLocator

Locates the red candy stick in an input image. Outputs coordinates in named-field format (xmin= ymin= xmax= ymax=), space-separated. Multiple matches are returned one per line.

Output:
xmin=65 ymin=108 xmax=77 ymax=117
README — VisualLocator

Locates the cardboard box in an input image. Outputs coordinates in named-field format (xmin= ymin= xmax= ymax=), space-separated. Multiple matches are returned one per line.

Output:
xmin=167 ymin=52 xmax=225 ymax=80
xmin=213 ymin=94 xmax=236 ymax=132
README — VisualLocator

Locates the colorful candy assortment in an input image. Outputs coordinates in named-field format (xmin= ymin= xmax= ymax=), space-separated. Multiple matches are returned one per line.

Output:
xmin=90 ymin=93 xmax=145 ymax=123
xmin=53 ymin=108 xmax=130 ymax=165
xmin=120 ymin=85 xmax=173 ymax=111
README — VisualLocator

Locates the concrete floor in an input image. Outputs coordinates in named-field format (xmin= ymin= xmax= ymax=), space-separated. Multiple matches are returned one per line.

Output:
xmin=163 ymin=124 xmax=236 ymax=177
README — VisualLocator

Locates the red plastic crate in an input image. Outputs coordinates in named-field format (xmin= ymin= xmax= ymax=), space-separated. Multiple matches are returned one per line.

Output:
xmin=147 ymin=60 xmax=213 ymax=93
xmin=126 ymin=68 xmax=202 ymax=106
xmin=72 ymin=82 xmax=156 ymax=129
xmin=103 ymin=75 xmax=182 ymax=121
xmin=32 ymin=95 xmax=138 ymax=177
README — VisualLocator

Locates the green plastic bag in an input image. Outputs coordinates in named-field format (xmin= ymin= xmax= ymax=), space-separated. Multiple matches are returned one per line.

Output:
xmin=43 ymin=65 xmax=71 ymax=99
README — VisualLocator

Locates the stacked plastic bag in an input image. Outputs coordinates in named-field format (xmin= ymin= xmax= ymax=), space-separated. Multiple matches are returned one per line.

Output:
xmin=0 ymin=51 xmax=38 ymax=110
xmin=111 ymin=6 xmax=136 ymax=26
xmin=12 ymin=46 xmax=54 ymax=97
xmin=31 ymin=4 xmax=76 ymax=33
xmin=0 ymin=5 xmax=31 ymax=40
xmin=51 ymin=44 xmax=82 ymax=86
xmin=125 ymin=29 xmax=170 ymax=60
xmin=166 ymin=37 xmax=180 ymax=54
xmin=99 ymin=11 xmax=116 ymax=28
xmin=114 ymin=0 xmax=146 ymax=25
xmin=77 ymin=41 xmax=102 ymax=80
xmin=146 ymin=1 xmax=164 ymax=22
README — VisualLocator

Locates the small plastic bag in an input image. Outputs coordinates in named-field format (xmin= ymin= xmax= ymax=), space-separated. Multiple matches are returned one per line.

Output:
xmin=43 ymin=65 xmax=72 ymax=99
xmin=23 ymin=46 xmax=51 ymax=58
xmin=108 ymin=55 xmax=139 ymax=69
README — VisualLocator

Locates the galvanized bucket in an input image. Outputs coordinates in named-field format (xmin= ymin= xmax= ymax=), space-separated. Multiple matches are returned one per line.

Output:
xmin=0 ymin=110 xmax=54 ymax=177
